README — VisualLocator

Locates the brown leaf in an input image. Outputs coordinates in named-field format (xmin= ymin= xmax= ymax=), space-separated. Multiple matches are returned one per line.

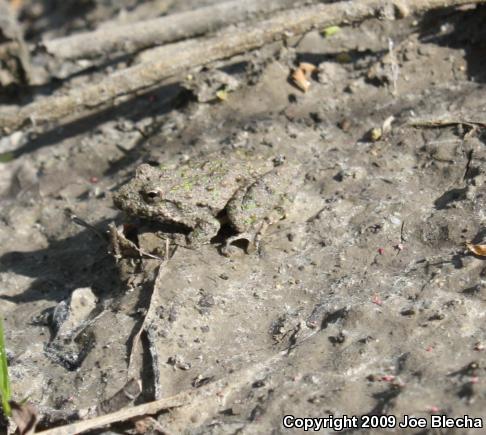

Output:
xmin=10 ymin=401 xmax=38 ymax=435
xmin=299 ymin=62 xmax=317 ymax=76
xmin=291 ymin=62 xmax=317 ymax=93
xmin=466 ymin=242 xmax=486 ymax=257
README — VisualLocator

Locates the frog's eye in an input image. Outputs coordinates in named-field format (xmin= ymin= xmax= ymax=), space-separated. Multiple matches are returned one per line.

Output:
xmin=142 ymin=189 xmax=161 ymax=203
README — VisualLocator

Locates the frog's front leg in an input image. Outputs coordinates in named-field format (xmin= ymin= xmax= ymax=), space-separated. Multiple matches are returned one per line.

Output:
xmin=169 ymin=208 xmax=221 ymax=249
xmin=187 ymin=214 xmax=221 ymax=247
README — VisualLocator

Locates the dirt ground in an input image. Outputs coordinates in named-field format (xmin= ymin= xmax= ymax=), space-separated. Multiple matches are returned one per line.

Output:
xmin=1 ymin=1 xmax=486 ymax=434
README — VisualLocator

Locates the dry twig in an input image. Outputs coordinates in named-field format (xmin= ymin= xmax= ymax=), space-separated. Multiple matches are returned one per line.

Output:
xmin=34 ymin=296 xmax=331 ymax=434
xmin=35 ymin=349 xmax=289 ymax=434
xmin=35 ymin=392 xmax=190 ymax=435
xmin=128 ymin=261 xmax=169 ymax=399
xmin=41 ymin=0 xmax=302 ymax=61
xmin=1 ymin=0 xmax=484 ymax=132
xmin=408 ymin=118 xmax=486 ymax=129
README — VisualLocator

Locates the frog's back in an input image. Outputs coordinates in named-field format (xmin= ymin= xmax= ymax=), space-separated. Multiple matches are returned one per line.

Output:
xmin=160 ymin=151 xmax=273 ymax=209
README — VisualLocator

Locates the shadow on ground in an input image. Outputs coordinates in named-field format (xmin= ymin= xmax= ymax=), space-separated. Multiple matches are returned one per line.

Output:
xmin=419 ymin=4 xmax=486 ymax=83
xmin=0 ymin=219 xmax=121 ymax=303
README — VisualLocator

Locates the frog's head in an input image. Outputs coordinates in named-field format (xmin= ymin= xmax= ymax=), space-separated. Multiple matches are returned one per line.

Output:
xmin=135 ymin=164 xmax=164 ymax=205
xmin=113 ymin=164 xmax=186 ymax=225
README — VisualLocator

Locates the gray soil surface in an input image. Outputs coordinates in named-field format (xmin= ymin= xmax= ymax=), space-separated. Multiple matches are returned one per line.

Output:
xmin=1 ymin=1 xmax=486 ymax=434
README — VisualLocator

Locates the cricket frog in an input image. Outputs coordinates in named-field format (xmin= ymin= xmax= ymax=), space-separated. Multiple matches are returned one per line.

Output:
xmin=113 ymin=149 xmax=297 ymax=254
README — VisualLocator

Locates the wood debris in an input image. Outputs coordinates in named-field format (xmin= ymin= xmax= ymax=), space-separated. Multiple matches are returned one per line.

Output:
xmin=2 ymin=0 xmax=484 ymax=132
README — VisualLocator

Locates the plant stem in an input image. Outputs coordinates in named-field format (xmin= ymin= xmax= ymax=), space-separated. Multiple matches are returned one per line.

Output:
xmin=0 ymin=318 xmax=12 ymax=417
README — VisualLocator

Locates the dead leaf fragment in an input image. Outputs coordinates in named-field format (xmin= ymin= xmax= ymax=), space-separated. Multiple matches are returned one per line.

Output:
xmin=10 ymin=401 xmax=38 ymax=435
xmin=382 ymin=115 xmax=395 ymax=135
xmin=216 ymin=87 xmax=228 ymax=101
xmin=322 ymin=25 xmax=340 ymax=37
xmin=299 ymin=62 xmax=317 ymax=76
xmin=369 ymin=127 xmax=382 ymax=141
xmin=291 ymin=62 xmax=317 ymax=93
xmin=466 ymin=242 xmax=486 ymax=257
xmin=9 ymin=0 xmax=22 ymax=11
xmin=291 ymin=68 xmax=310 ymax=92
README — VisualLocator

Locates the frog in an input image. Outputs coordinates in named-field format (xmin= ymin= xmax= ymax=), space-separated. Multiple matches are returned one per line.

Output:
xmin=113 ymin=148 xmax=297 ymax=254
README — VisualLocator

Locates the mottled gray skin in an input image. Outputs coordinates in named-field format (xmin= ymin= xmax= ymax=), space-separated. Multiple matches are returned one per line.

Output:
xmin=113 ymin=149 xmax=296 ymax=252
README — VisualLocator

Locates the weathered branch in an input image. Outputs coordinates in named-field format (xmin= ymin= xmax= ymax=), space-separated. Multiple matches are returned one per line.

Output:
xmin=41 ymin=0 xmax=302 ymax=60
xmin=35 ymin=392 xmax=190 ymax=435
xmin=408 ymin=117 xmax=486 ymax=128
xmin=1 ymin=0 xmax=484 ymax=132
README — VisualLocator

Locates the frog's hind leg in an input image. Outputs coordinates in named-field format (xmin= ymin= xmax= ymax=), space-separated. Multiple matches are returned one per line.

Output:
xmin=222 ymin=206 xmax=286 ymax=256
xmin=221 ymin=225 xmax=265 ymax=256
xmin=223 ymin=167 xmax=290 ymax=255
